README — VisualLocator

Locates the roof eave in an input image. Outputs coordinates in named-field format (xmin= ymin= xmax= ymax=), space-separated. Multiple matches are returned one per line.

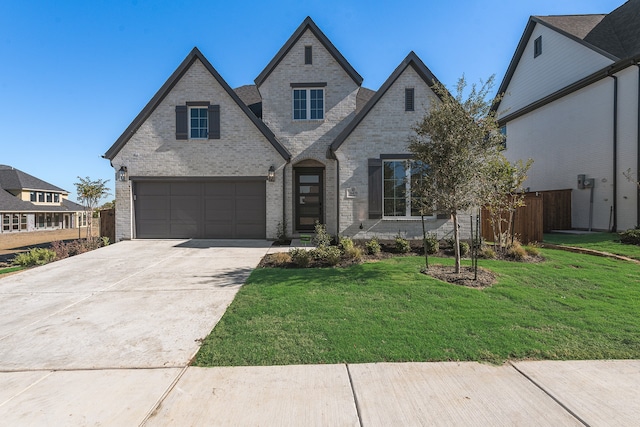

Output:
xmin=254 ymin=16 xmax=363 ymax=88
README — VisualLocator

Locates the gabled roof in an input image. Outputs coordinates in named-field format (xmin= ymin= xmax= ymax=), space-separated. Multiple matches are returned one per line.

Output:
xmin=0 ymin=188 xmax=85 ymax=213
xmin=496 ymin=1 xmax=640 ymax=110
xmin=330 ymin=52 xmax=442 ymax=153
xmin=0 ymin=165 xmax=67 ymax=193
xmin=103 ymin=47 xmax=291 ymax=161
xmin=254 ymin=16 xmax=363 ymax=87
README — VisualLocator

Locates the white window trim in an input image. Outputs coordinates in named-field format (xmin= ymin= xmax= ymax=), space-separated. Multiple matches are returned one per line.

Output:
xmin=382 ymin=159 xmax=434 ymax=219
xmin=292 ymin=88 xmax=324 ymax=121
xmin=189 ymin=106 xmax=208 ymax=139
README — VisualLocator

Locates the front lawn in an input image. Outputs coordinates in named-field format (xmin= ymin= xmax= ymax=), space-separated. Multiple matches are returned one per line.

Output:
xmin=0 ymin=266 xmax=24 ymax=275
xmin=544 ymin=232 xmax=640 ymax=260
xmin=194 ymin=249 xmax=640 ymax=366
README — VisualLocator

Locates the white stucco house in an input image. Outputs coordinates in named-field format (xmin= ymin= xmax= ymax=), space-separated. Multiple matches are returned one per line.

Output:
xmin=496 ymin=0 xmax=640 ymax=231
xmin=103 ymin=17 xmax=461 ymax=241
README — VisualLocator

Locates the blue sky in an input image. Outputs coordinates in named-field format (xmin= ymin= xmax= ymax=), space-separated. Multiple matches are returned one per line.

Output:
xmin=1 ymin=0 xmax=624 ymax=203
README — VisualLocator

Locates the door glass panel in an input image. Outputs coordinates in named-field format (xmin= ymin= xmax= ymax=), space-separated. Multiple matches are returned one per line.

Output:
xmin=299 ymin=185 xmax=319 ymax=194
xmin=299 ymin=175 xmax=319 ymax=184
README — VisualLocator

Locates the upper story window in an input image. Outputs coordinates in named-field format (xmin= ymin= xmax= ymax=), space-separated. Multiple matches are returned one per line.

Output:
xmin=46 ymin=192 xmax=52 ymax=203
xmin=54 ymin=193 xmax=60 ymax=203
xmin=405 ymin=88 xmax=415 ymax=111
xmin=293 ymin=88 xmax=324 ymax=120
xmin=383 ymin=160 xmax=431 ymax=218
xmin=37 ymin=192 xmax=44 ymax=202
xmin=30 ymin=191 xmax=36 ymax=202
xmin=190 ymin=107 xmax=208 ymax=139
xmin=534 ymin=36 xmax=542 ymax=58
xmin=305 ymin=46 xmax=312 ymax=64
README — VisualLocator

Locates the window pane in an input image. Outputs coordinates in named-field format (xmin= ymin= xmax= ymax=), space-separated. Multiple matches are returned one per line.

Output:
xmin=293 ymin=90 xmax=307 ymax=120
xmin=299 ymin=175 xmax=319 ymax=183
xmin=30 ymin=192 xmax=36 ymax=202
xmin=190 ymin=107 xmax=208 ymax=138
xmin=310 ymin=89 xmax=323 ymax=119
xmin=54 ymin=194 xmax=60 ymax=203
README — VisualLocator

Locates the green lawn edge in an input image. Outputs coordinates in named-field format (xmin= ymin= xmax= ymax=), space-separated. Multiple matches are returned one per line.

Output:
xmin=194 ymin=248 xmax=640 ymax=367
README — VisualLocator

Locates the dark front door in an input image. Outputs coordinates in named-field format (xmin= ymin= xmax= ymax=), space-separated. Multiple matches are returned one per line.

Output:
xmin=295 ymin=168 xmax=323 ymax=232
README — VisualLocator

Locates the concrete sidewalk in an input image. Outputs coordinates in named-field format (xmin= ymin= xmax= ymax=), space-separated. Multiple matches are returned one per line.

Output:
xmin=1 ymin=240 xmax=639 ymax=425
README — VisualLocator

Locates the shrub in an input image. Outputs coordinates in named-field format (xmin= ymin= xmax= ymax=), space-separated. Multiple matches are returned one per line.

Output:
xmin=459 ymin=241 xmax=470 ymax=257
xmin=479 ymin=246 xmax=496 ymax=259
xmin=270 ymin=252 xmax=292 ymax=266
xmin=424 ymin=235 xmax=439 ymax=255
xmin=524 ymin=245 xmax=541 ymax=257
xmin=275 ymin=220 xmax=288 ymax=244
xmin=506 ymin=242 xmax=527 ymax=261
xmin=312 ymin=246 xmax=342 ymax=266
xmin=619 ymin=228 xmax=640 ymax=245
xmin=312 ymin=222 xmax=331 ymax=248
xmin=339 ymin=236 xmax=354 ymax=252
xmin=13 ymin=248 xmax=56 ymax=267
xmin=395 ymin=235 xmax=411 ymax=254
xmin=51 ymin=240 xmax=70 ymax=260
xmin=289 ymin=248 xmax=312 ymax=267
xmin=365 ymin=237 xmax=381 ymax=255
xmin=343 ymin=246 xmax=363 ymax=262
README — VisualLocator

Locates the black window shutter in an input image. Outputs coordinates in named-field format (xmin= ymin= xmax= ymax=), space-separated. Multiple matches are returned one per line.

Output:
xmin=305 ymin=46 xmax=312 ymax=64
xmin=405 ymin=88 xmax=415 ymax=111
xmin=208 ymin=104 xmax=220 ymax=139
xmin=368 ymin=158 xmax=383 ymax=219
xmin=175 ymin=105 xmax=188 ymax=140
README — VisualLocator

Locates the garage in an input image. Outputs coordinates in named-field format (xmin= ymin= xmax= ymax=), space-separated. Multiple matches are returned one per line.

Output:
xmin=134 ymin=180 xmax=266 ymax=239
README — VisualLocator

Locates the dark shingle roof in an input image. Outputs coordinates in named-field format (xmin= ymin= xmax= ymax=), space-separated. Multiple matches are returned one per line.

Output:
xmin=584 ymin=0 xmax=640 ymax=59
xmin=234 ymin=84 xmax=263 ymax=118
xmin=0 ymin=188 xmax=84 ymax=213
xmin=0 ymin=165 xmax=67 ymax=193
xmin=536 ymin=15 xmax=606 ymax=40
xmin=356 ymin=87 xmax=376 ymax=114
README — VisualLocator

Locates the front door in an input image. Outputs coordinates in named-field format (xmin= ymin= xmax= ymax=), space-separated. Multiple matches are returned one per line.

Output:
xmin=295 ymin=168 xmax=323 ymax=232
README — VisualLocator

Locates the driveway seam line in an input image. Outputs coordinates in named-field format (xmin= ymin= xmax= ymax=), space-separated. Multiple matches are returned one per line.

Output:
xmin=509 ymin=362 xmax=591 ymax=427
xmin=139 ymin=365 xmax=190 ymax=426
xmin=345 ymin=364 xmax=364 ymax=427
xmin=0 ymin=370 xmax=53 ymax=408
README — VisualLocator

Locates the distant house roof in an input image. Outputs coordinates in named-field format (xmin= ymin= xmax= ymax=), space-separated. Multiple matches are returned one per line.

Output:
xmin=103 ymin=47 xmax=291 ymax=161
xmin=495 ymin=0 xmax=640 ymax=118
xmin=0 ymin=165 xmax=67 ymax=193
xmin=330 ymin=51 xmax=442 ymax=153
xmin=254 ymin=16 xmax=363 ymax=87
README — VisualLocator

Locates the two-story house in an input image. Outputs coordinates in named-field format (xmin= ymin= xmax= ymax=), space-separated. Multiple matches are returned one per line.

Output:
xmin=104 ymin=17 xmax=461 ymax=241
xmin=0 ymin=165 xmax=86 ymax=234
xmin=496 ymin=0 xmax=640 ymax=231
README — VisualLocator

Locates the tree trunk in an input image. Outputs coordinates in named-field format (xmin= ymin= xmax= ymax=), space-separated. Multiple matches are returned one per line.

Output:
xmin=453 ymin=212 xmax=460 ymax=274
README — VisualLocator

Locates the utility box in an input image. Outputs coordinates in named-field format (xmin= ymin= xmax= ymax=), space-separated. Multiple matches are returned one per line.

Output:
xmin=577 ymin=174 xmax=586 ymax=189
xmin=584 ymin=178 xmax=595 ymax=188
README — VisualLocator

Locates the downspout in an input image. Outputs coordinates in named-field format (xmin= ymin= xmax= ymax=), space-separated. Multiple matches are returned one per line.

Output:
xmin=611 ymin=75 xmax=618 ymax=232
xmin=282 ymin=161 xmax=289 ymax=237
xmin=328 ymin=147 xmax=340 ymax=236
xmin=637 ymin=64 xmax=640 ymax=227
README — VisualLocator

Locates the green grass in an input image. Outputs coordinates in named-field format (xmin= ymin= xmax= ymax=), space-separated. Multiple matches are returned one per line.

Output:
xmin=194 ymin=249 xmax=640 ymax=366
xmin=0 ymin=266 xmax=25 ymax=275
xmin=544 ymin=232 xmax=640 ymax=260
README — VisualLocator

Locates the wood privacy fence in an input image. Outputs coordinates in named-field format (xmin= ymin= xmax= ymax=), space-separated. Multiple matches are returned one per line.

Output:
xmin=100 ymin=208 xmax=115 ymax=243
xmin=480 ymin=189 xmax=572 ymax=244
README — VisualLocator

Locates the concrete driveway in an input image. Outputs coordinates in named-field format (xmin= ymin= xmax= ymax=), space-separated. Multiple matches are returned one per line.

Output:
xmin=0 ymin=239 xmax=271 ymax=423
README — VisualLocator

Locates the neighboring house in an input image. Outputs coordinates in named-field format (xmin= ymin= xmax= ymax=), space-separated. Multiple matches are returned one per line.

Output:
xmin=0 ymin=165 xmax=87 ymax=234
xmin=496 ymin=0 xmax=640 ymax=231
xmin=104 ymin=17 xmax=463 ymax=241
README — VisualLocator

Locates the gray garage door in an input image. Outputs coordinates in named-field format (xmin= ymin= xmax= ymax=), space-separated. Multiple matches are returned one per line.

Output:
xmin=134 ymin=181 xmax=266 ymax=239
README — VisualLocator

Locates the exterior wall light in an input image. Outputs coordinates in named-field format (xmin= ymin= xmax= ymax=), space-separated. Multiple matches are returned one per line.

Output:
xmin=268 ymin=165 xmax=276 ymax=182
xmin=118 ymin=166 xmax=128 ymax=182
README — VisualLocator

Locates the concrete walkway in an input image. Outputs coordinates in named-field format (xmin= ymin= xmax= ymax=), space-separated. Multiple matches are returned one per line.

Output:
xmin=1 ymin=240 xmax=639 ymax=425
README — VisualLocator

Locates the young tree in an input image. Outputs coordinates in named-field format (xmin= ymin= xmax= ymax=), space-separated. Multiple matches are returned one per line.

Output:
xmin=74 ymin=177 xmax=110 ymax=240
xmin=481 ymin=155 xmax=533 ymax=252
xmin=409 ymin=76 xmax=504 ymax=274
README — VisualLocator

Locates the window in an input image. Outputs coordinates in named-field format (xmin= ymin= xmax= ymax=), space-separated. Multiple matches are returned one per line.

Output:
xmin=534 ymin=36 xmax=542 ymax=58
xmin=54 ymin=213 xmax=60 ymax=227
xmin=37 ymin=214 xmax=44 ymax=228
xmin=189 ymin=107 xmax=208 ymax=139
xmin=12 ymin=214 xmax=19 ymax=231
xmin=293 ymin=88 xmax=324 ymax=120
xmin=54 ymin=193 xmax=60 ymax=203
xmin=30 ymin=191 xmax=36 ymax=202
xmin=2 ymin=214 xmax=9 ymax=231
xmin=383 ymin=160 xmax=430 ymax=218
xmin=500 ymin=125 xmax=507 ymax=149
xmin=305 ymin=46 xmax=312 ymax=64
xmin=46 ymin=192 xmax=52 ymax=203
xmin=405 ymin=88 xmax=415 ymax=111
xmin=21 ymin=214 xmax=27 ymax=230
xmin=38 ymin=192 xmax=44 ymax=202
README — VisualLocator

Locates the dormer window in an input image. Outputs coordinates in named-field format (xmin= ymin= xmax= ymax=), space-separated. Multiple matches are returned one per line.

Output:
xmin=534 ymin=36 xmax=542 ymax=58
xmin=305 ymin=46 xmax=312 ymax=64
